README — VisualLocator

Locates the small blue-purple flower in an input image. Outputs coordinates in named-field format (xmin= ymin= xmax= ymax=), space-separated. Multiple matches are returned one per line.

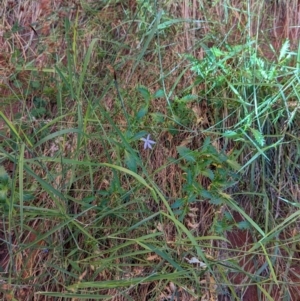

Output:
xmin=141 ymin=134 xmax=156 ymax=150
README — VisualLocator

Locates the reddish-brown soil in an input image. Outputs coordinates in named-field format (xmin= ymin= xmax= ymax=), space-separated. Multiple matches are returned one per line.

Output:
xmin=219 ymin=212 xmax=300 ymax=301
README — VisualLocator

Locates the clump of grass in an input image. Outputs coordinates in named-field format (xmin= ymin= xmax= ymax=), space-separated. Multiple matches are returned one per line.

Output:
xmin=0 ymin=0 xmax=300 ymax=300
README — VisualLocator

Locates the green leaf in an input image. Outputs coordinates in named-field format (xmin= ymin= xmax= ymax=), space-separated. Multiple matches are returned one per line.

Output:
xmin=279 ymin=39 xmax=290 ymax=62
xmin=226 ymin=159 xmax=242 ymax=171
xmin=31 ymin=81 xmax=40 ymax=89
xmin=209 ymin=197 xmax=222 ymax=205
xmin=199 ymin=190 xmax=212 ymax=199
xmin=137 ymin=86 xmax=151 ymax=102
xmin=168 ymin=127 xmax=179 ymax=135
xmin=210 ymin=46 xmax=225 ymax=57
xmin=202 ymin=169 xmax=214 ymax=180
xmin=202 ymin=137 xmax=211 ymax=150
xmin=224 ymin=211 xmax=234 ymax=221
xmin=154 ymin=89 xmax=164 ymax=98
xmin=0 ymin=166 xmax=9 ymax=184
xmin=131 ymin=131 xmax=148 ymax=141
xmin=82 ymin=196 xmax=95 ymax=203
xmin=215 ymin=221 xmax=233 ymax=234
xmin=22 ymin=192 xmax=35 ymax=202
xmin=124 ymin=150 xmax=137 ymax=173
xmin=171 ymin=199 xmax=184 ymax=209
xmin=177 ymin=146 xmax=195 ymax=162
xmin=136 ymin=106 xmax=148 ymax=120
xmin=151 ymin=112 xmax=165 ymax=123
xmin=176 ymin=94 xmax=198 ymax=103
xmin=237 ymin=221 xmax=251 ymax=230
xmin=249 ymin=127 xmax=265 ymax=147
xmin=187 ymin=194 xmax=197 ymax=203
xmin=13 ymin=79 xmax=22 ymax=88
xmin=0 ymin=190 xmax=7 ymax=202
xmin=173 ymin=209 xmax=183 ymax=215
xmin=223 ymin=130 xmax=239 ymax=138
xmin=158 ymin=18 xmax=195 ymax=30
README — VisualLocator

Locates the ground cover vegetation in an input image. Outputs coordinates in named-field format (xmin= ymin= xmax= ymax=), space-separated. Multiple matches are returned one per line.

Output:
xmin=0 ymin=0 xmax=299 ymax=300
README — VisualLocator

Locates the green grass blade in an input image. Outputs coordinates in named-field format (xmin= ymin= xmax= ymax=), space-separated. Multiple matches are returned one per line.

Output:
xmin=137 ymin=242 xmax=184 ymax=271
xmin=130 ymin=10 xmax=163 ymax=78
xmin=160 ymin=211 xmax=213 ymax=274
xmin=35 ymin=292 xmax=110 ymax=299
xmin=68 ymin=270 xmax=190 ymax=290
xmin=33 ymin=128 xmax=82 ymax=148
xmin=0 ymin=111 xmax=33 ymax=147
xmin=77 ymin=38 xmax=99 ymax=97
xmin=259 ymin=241 xmax=279 ymax=286
xmin=225 ymin=195 xmax=265 ymax=237
xmin=18 ymin=206 xmax=96 ymax=252
xmin=18 ymin=143 xmax=25 ymax=234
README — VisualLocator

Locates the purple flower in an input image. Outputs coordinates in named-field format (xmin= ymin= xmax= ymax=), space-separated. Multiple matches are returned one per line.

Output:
xmin=141 ymin=134 xmax=156 ymax=150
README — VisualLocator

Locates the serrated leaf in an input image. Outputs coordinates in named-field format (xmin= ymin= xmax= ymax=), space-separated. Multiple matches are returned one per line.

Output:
xmin=249 ymin=127 xmax=265 ymax=147
xmin=137 ymin=107 xmax=148 ymax=120
xmin=171 ymin=199 xmax=184 ymax=209
xmin=237 ymin=221 xmax=250 ymax=230
xmin=187 ymin=194 xmax=197 ymax=203
xmin=202 ymin=169 xmax=214 ymax=180
xmin=31 ymin=81 xmax=40 ymax=89
xmin=176 ymin=94 xmax=198 ymax=103
xmin=219 ymin=191 xmax=233 ymax=200
xmin=223 ymin=130 xmax=239 ymax=138
xmin=173 ymin=209 xmax=183 ymax=215
xmin=279 ymin=40 xmax=290 ymax=62
xmin=215 ymin=221 xmax=233 ymax=234
xmin=199 ymin=190 xmax=212 ymax=199
xmin=137 ymin=86 xmax=151 ymax=102
xmin=224 ymin=211 xmax=233 ymax=221
xmin=154 ymin=89 xmax=164 ymax=98
xmin=202 ymin=137 xmax=211 ymax=150
xmin=226 ymin=159 xmax=242 ymax=171
xmin=177 ymin=146 xmax=195 ymax=162
xmin=210 ymin=198 xmax=223 ymax=205
xmin=210 ymin=46 xmax=224 ymax=57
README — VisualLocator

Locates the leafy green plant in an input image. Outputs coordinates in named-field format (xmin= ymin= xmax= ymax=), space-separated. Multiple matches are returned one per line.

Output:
xmin=169 ymin=94 xmax=198 ymax=127
xmin=0 ymin=166 xmax=11 ymax=214
xmin=31 ymin=96 xmax=47 ymax=118
xmin=172 ymin=137 xmax=239 ymax=221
